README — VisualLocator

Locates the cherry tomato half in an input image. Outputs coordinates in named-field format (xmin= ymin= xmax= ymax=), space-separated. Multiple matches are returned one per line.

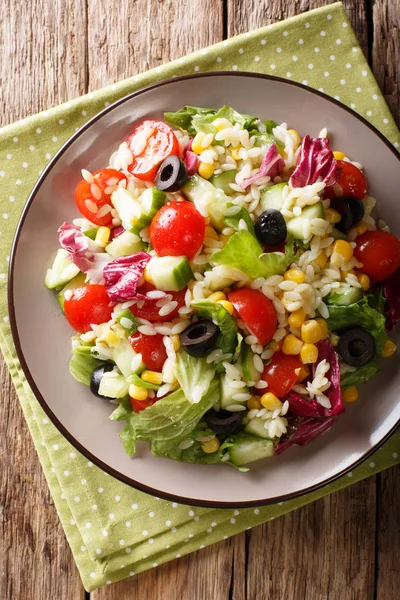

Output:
xmin=129 ymin=332 xmax=168 ymax=372
xmin=256 ymin=352 xmax=302 ymax=398
xmin=75 ymin=168 xmax=127 ymax=226
xmin=64 ymin=284 xmax=113 ymax=333
xmin=228 ymin=289 xmax=277 ymax=346
xmin=150 ymin=200 xmax=205 ymax=260
xmin=354 ymin=230 xmax=400 ymax=281
xmin=127 ymin=120 xmax=179 ymax=181
xmin=130 ymin=397 xmax=158 ymax=413
xmin=325 ymin=160 xmax=367 ymax=200
xmin=130 ymin=282 xmax=186 ymax=323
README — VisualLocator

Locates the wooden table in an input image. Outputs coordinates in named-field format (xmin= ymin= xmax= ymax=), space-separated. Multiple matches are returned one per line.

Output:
xmin=1 ymin=1 xmax=399 ymax=598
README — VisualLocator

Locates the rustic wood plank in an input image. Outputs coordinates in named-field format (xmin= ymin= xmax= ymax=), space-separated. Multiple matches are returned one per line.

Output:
xmin=371 ymin=0 xmax=400 ymax=126
xmin=376 ymin=466 xmax=400 ymax=599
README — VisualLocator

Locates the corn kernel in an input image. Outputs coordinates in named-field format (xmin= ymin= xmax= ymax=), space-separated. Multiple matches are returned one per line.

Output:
xmin=201 ymin=438 xmax=220 ymax=453
xmin=247 ymin=396 xmax=262 ymax=410
xmin=288 ymin=308 xmax=307 ymax=328
xmin=128 ymin=384 xmax=148 ymax=401
xmin=288 ymin=129 xmax=301 ymax=147
xmin=300 ymin=343 xmax=319 ymax=364
xmin=105 ymin=330 xmax=120 ymax=347
xmin=198 ymin=162 xmax=215 ymax=179
xmin=207 ymin=291 xmax=227 ymax=303
xmin=315 ymin=318 xmax=328 ymax=338
xmin=213 ymin=118 xmax=231 ymax=132
xmin=171 ymin=334 xmax=181 ymax=352
xmin=95 ymin=226 xmax=111 ymax=247
xmin=324 ymin=208 xmax=342 ymax=224
xmin=141 ymin=370 xmax=163 ymax=385
xmin=143 ymin=265 xmax=154 ymax=284
xmin=314 ymin=252 xmax=328 ymax=269
xmin=231 ymin=146 xmax=242 ymax=160
xmin=330 ymin=333 xmax=340 ymax=347
xmin=358 ymin=273 xmax=371 ymax=291
xmin=260 ymin=392 xmax=282 ymax=410
xmin=278 ymin=146 xmax=288 ymax=159
xmin=218 ymin=300 xmax=234 ymax=315
xmin=341 ymin=268 xmax=355 ymax=281
xmin=330 ymin=240 xmax=353 ymax=267
xmin=192 ymin=132 xmax=206 ymax=154
xmin=301 ymin=320 xmax=323 ymax=344
xmin=296 ymin=364 xmax=310 ymax=382
xmin=270 ymin=340 xmax=282 ymax=352
xmin=284 ymin=268 xmax=306 ymax=284
xmin=205 ymin=225 xmax=219 ymax=240
xmin=342 ymin=386 xmax=358 ymax=403
xmin=333 ymin=151 xmax=345 ymax=160
xmin=356 ymin=223 xmax=367 ymax=235
xmin=282 ymin=334 xmax=303 ymax=355
xmin=382 ymin=340 xmax=397 ymax=358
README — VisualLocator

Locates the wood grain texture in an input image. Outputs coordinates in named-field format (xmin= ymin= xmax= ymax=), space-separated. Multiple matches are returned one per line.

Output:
xmin=376 ymin=466 xmax=400 ymax=599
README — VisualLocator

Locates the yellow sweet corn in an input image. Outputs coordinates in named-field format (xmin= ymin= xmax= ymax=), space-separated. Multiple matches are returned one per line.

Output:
xmin=141 ymin=370 xmax=163 ymax=385
xmin=314 ymin=251 xmax=328 ymax=269
xmin=288 ymin=128 xmax=301 ymax=147
xmin=282 ymin=334 xmax=303 ymax=355
xmin=247 ymin=396 xmax=262 ymax=410
xmin=296 ymin=364 xmax=310 ymax=382
xmin=330 ymin=333 xmax=340 ymax=347
xmin=382 ymin=340 xmax=397 ymax=358
xmin=301 ymin=320 xmax=323 ymax=344
xmin=343 ymin=386 xmax=358 ymax=403
xmin=231 ymin=146 xmax=242 ymax=161
xmin=95 ymin=226 xmax=111 ymax=247
xmin=300 ymin=343 xmax=319 ymax=364
xmin=324 ymin=208 xmax=342 ymax=224
xmin=171 ymin=334 xmax=181 ymax=352
xmin=198 ymin=162 xmax=215 ymax=179
xmin=358 ymin=273 xmax=371 ymax=291
xmin=207 ymin=291 xmax=227 ymax=303
xmin=201 ymin=438 xmax=221 ymax=453
xmin=205 ymin=225 xmax=219 ymax=240
xmin=330 ymin=240 xmax=353 ymax=267
xmin=192 ymin=132 xmax=206 ymax=154
xmin=217 ymin=300 xmax=234 ymax=315
xmin=288 ymin=308 xmax=307 ymax=328
xmin=104 ymin=330 xmax=120 ymax=347
xmin=341 ymin=268 xmax=355 ymax=281
xmin=284 ymin=268 xmax=305 ymax=284
xmin=260 ymin=392 xmax=282 ymax=410
xmin=270 ymin=340 xmax=282 ymax=352
xmin=315 ymin=318 xmax=328 ymax=338
xmin=128 ymin=384 xmax=148 ymax=401
xmin=213 ymin=118 xmax=231 ymax=131
xmin=143 ymin=265 xmax=154 ymax=284
xmin=333 ymin=151 xmax=345 ymax=160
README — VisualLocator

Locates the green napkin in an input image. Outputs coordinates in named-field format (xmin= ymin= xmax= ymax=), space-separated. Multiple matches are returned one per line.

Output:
xmin=0 ymin=2 xmax=399 ymax=591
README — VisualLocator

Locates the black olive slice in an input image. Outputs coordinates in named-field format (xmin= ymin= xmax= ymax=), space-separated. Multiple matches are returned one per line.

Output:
xmin=154 ymin=156 xmax=188 ymax=192
xmin=338 ymin=327 xmax=376 ymax=367
xmin=180 ymin=319 xmax=218 ymax=358
xmin=331 ymin=196 xmax=365 ymax=233
xmin=205 ymin=409 xmax=242 ymax=435
xmin=90 ymin=363 xmax=116 ymax=398
xmin=255 ymin=209 xmax=287 ymax=246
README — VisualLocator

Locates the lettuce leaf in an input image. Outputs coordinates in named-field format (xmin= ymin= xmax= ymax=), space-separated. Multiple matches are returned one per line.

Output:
xmin=69 ymin=346 xmax=107 ymax=386
xmin=224 ymin=206 xmax=255 ymax=235
xmin=164 ymin=106 xmax=216 ymax=134
xmin=327 ymin=297 xmax=389 ymax=355
xmin=340 ymin=361 xmax=380 ymax=390
xmin=211 ymin=231 xmax=297 ymax=279
xmin=174 ymin=350 xmax=215 ymax=404
xmin=191 ymin=300 xmax=238 ymax=355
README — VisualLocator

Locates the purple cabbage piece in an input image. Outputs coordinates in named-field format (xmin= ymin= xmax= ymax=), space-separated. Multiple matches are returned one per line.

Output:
xmin=289 ymin=135 xmax=339 ymax=188
xmin=240 ymin=143 xmax=285 ymax=189
xmin=58 ymin=222 xmax=93 ymax=272
xmin=103 ymin=253 xmax=158 ymax=303
xmin=274 ymin=416 xmax=337 ymax=455
xmin=183 ymin=139 xmax=200 ymax=176
xmin=383 ymin=268 xmax=400 ymax=331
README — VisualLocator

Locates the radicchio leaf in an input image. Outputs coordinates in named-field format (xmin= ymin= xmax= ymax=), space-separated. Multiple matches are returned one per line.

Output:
xmin=289 ymin=135 xmax=339 ymax=188
xmin=183 ymin=139 xmax=200 ymax=176
xmin=240 ymin=143 xmax=284 ymax=189
xmin=58 ymin=222 xmax=111 ymax=283
xmin=103 ymin=253 xmax=165 ymax=303
xmin=274 ymin=415 xmax=337 ymax=455
xmin=383 ymin=268 xmax=400 ymax=331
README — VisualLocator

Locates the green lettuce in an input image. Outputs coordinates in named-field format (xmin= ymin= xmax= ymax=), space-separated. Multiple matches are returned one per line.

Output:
xmin=341 ymin=361 xmax=380 ymax=390
xmin=164 ymin=106 xmax=216 ymax=134
xmin=327 ymin=297 xmax=389 ymax=355
xmin=69 ymin=346 xmax=107 ymax=386
xmin=164 ymin=105 xmax=258 ymax=137
xmin=224 ymin=206 xmax=255 ymax=236
xmin=174 ymin=350 xmax=215 ymax=404
xmin=191 ymin=300 xmax=238 ymax=355
xmin=111 ymin=380 xmax=219 ymax=456
xmin=211 ymin=231 xmax=297 ymax=279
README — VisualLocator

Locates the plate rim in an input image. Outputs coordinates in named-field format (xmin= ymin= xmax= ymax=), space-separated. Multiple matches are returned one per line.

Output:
xmin=8 ymin=71 xmax=400 ymax=508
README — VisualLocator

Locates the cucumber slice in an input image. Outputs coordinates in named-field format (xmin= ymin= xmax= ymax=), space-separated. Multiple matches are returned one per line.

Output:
xmin=145 ymin=255 xmax=193 ymax=292
xmin=111 ymin=187 xmax=165 ymax=233
xmin=220 ymin=372 xmax=249 ymax=410
xmin=116 ymin=309 xmax=139 ymax=334
xmin=241 ymin=345 xmax=260 ymax=382
xmin=45 ymin=249 xmax=80 ymax=290
xmin=229 ymin=434 xmax=274 ymax=465
xmin=106 ymin=230 xmax=145 ymax=258
xmin=98 ymin=371 xmax=129 ymax=398
xmin=209 ymin=170 xmax=238 ymax=196
xmin=112 ymin=338 xmax=145 ymax=378
xmin=83 ymin=228 xmax=98 ymax=240
xmin=182 ymin=174 xmax=229 ymax=231
xmin=326 ymin=286 xmax=363 ymax=306
xmin=57 ymin=272 xmax=87 ymax=311
xmin=331 ymin=228 xmax=347 ymax=240
xmin=131 ymin=187 xmax=166 ymax=235
xmin=260 ymin=183 xmax=288 ymax=212
xmin=286 ymin=202 xmax=324 ymax=240
xmin=244 ymin=417 xmax=271 ymax=439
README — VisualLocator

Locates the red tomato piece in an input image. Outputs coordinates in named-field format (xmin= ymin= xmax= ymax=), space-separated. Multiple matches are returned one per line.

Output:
xmin=129 ymin=332 xmax=168 ymax=372
xmin=64 ymin=284 xmax=113 ymax=333
xmin=354 ymin=230 xmax=400 ymax=281
xmin=256 ymin=352 xmax=302 ymax=398
xmin=75 ymin=168 xmax=126 ymax=226
xmin=325 ymin=160 xmax=367 ymax=200
xmin=228 ymin=289 xmax=277 ymax=346
xmin=150 ymin=200 xmax=205 ymax=260
xmin=126 ymin=120 xmax=179 ymax=181
xmin=130 ymin=282 xmax=186 ymax=323
xmin=130 ymin=397 xmax=158 ymax=412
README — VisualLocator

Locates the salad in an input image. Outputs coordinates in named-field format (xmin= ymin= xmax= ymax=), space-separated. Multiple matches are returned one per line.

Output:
xmin=45 ymin=105 xmax=400 ymax=470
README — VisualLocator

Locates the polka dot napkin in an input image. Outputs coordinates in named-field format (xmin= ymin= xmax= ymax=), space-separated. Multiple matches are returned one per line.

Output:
xmin=0 ymin=2 xmax=399 ymax=591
